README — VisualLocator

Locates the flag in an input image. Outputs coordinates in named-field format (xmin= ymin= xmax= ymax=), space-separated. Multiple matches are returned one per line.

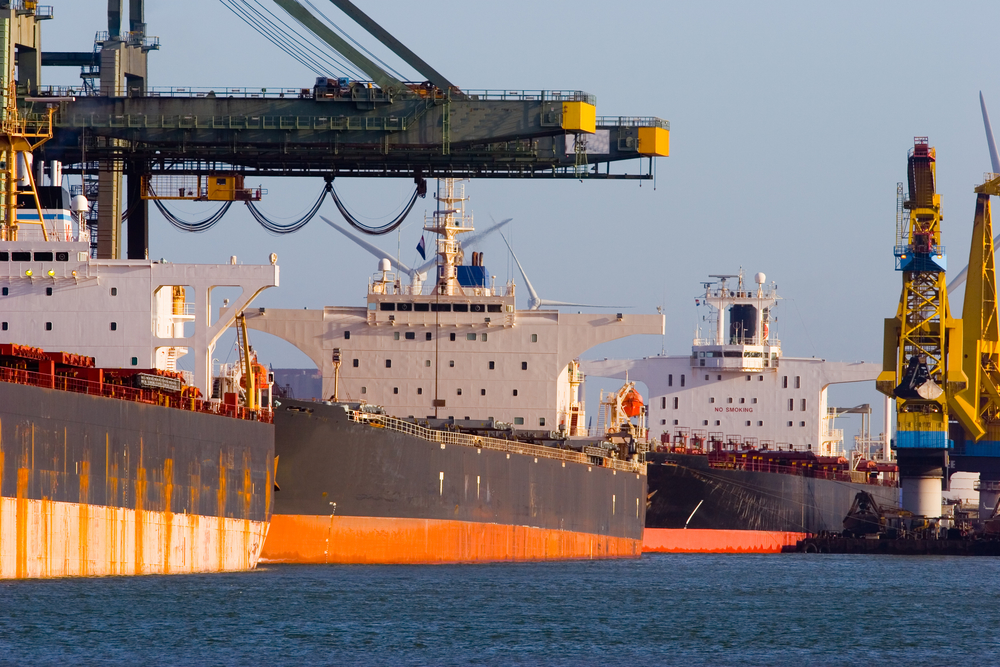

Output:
xmin=416 ymin=235 xmax=426 ymax=260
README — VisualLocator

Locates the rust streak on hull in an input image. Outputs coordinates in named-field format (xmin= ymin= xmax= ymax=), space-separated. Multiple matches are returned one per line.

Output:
xmin=261 ymin=514 xmax=643 ymax=564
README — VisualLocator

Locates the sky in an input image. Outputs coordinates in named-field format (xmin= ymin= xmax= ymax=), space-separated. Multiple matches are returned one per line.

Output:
xmin=37 ymin=1 xmax=1000 ymax=434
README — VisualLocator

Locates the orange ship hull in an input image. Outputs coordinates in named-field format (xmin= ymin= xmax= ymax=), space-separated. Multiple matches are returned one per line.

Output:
xmin=261 ymin=514 xmax=642 ymax=564
xmin=643 ymin=528 xmax=806 ymax=554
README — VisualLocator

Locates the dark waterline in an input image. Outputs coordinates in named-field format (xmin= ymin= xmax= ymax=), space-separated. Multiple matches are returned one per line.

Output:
xmin=2 ymin=554 xmax=998 ymax=666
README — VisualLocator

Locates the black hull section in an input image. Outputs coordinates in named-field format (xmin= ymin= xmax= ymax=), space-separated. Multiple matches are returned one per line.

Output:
xmin=0 ymin=382 xmax=274 ymax=521
xmin=646 ymin=452 xmax=899 ymax=534
xmin=272 ymin=399 xmax=645 ymax=540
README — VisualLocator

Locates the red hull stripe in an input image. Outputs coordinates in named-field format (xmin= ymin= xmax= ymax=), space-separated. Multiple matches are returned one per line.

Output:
xmin=261 ymin=514 xmax=642 ymax=564
xmin=643 ymin=528 xmax=807 ymax=554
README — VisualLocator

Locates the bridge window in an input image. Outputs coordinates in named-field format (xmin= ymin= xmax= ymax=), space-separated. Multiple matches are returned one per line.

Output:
xmin=426 ymin=332 xmax=432 ymax=340
xmin=405 ymin=332 xmax=415 ymax=340
xmin=380 ymin=302 xmax=395 ymax=311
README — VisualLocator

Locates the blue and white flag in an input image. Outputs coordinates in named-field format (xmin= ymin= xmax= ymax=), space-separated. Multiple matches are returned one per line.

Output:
xmin=416 ymin=235 xmax=426 ymax=260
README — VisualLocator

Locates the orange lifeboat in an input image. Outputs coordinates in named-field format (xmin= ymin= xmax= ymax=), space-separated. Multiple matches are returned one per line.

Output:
xmin=622 ymin=389 xmax=644 ymax=417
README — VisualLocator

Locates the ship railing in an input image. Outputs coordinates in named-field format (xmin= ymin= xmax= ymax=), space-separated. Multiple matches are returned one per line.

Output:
xmin=349 ymin=411 xmax=645 ymax=474
xmin=596 ymin=116 xmax=670 ymax=130
xmin=706 ymin=456 xmax=896 ymax=487
xmin=0 ymin=366 xmax=273 ymax=424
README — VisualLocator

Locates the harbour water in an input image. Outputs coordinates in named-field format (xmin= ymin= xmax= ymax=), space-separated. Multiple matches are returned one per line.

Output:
xmin=2 ymin=554 xmax=998 ymax=666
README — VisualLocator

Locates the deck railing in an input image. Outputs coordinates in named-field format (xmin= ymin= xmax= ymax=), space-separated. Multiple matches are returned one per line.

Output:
xmin=0 ymin=366 xmax=272 ymax=424
xmin=349 ymin=411 xmax=644 ymax=474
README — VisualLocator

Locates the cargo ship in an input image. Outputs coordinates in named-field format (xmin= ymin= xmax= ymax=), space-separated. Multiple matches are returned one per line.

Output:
xmin=253 ymin=179 xmax=659 ymax=563
xmin=0 ymin=169 xmax=279 ymax=577
xmin=583 ymin=271 xmax=900 ymax=553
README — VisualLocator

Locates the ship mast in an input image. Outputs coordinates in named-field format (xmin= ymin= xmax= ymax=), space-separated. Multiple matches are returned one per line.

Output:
xmin=424 ymin=178 xmax=474 ymax=296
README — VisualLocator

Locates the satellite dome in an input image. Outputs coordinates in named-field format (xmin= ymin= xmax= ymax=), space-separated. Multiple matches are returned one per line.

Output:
xmin=71 ymin=195 xmax=89 ymax=213
xmin=379 ymin=258 xmax=392 ymax=272
xmin=754 ymin=272 xmax=766 ymax=285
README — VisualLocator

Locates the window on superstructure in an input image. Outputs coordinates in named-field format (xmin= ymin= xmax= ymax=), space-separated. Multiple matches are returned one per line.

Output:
xmin=487 ymin=304 xmax=502 ymax=313
xmin=110 ymin=288 xmax=117 ymax=296
xmin=788 ymin=421 xmax=793 ymax=427
xmin=45 ymin=287 xmax=52 ymax=296
xmin=782 ymin=376 xmax=788 ymax=388
xmin=362 ymin=387 xmax=367 ymax=394
xmin=795 ymin=376 xmax=801 ymax=389
xmin=673 ymin=397 xmax=678 ymax=409
xmin=672 ymin=420 xmax=678 ymax=425
xmin=45 ymin=322 xmax=52 ymax=331
xmin=714 ymin=420 xmax=720 ymax=426
xmin=531 ymin=334 xmax=537 ymax=343
xmin=453 ymin=304 xmax=469 ymax=313
xmin=727 ymin=398 xmax=733 ymax=404
xmin=746 ymin=375 xmax=751 ymax=381
xmin=417 ymin=388 xmax=423 ymax=394
xmin=704 ymin=375 xmax=709 ymax=381
xmin=385 ymin=360 xmax=392 ymax=368
xmin=514 ymin=417 xmax=524 ymax=425
xmin=449 ymin=360 xmax=455 ymax=368
xmin=758 ymin=376 xmax=763 ymax=381
xmin=539 ymin=418 xmax=546 ymax=426
xmin=788 ymin=399 xmax=794 ymax=411
xmin=344 ymin=331 xmax=350 ymax=339
xmin=426 ymin=332 xmax=432 ymax=340
xmin=425 ymin=360 xmax=431 ymax=367
xmin=800 ymin=421 xmax=805 ymax=427
xmin=1 ymin=288 xmax=6 ymax=296
xmin=489 ymin=361 xmax=495 ymax=370
xmin=757 ymin=421 xmax=763 ymax=426
xmin=752 ymin=398 xmax=757 ymax=404
xmin=513 ymin=389 xmax=518 ymax=397
xmin=717 ymin=375 xmax=721 ymax=380
xmin=668 ymin=374 xmax=673 ymax=387
xmin=681 ymin=375 xmax=685 ymax=387
xmin=131 ymin=357 xmax=137 ymax=366
xmin=110 ymin=322 xmax=117 ymax=331
xmin=353 ymin=359 xmax=359 ymax=367
xmin=703 ymin=420 xmax=708 ymax=426
xmin=481 ymin=334 xmax=487 ymax=342
xmin=660 ymin=397 xmax=666 ymax=409
xmin=393 ymin=332 xmax=400 ymax=340
xmin=0 ymin=252 xmax=6 ymax=261
xmin=449 ymin=333 xmax=456 ymax=341
xmin=522 ymin=362 xmax=528 ymax=370
xmin=467 ymin=333 xmax=476 ymax=341
xmin=415 ymin=303 xmax=430 ymax=312
xmin=801 ymin=399 xmax=806 ymax=411
xmin=660 ymin=419 xmax=666 ymax=425
xmin=739 ymin=398 xmax=745 ymax=404
xmin=393 ymin=387 xmax=398 ymax=394
xmin=745 ymin=421 xmax=751 ymax=426
xmin=1 ymin=323 xmax=6 ymax=331
xmin=481 ymin=389 xmax=486 ymax=396
xmin=405 ymin=332 xmax=415 ymax=340
xmin=710 ymin=397 xmax=715 ymax=403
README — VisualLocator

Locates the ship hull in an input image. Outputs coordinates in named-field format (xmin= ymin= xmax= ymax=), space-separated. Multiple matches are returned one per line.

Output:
xmin=0 ymin=382 xmax=274 ymax=578
xmin=644 ymin=452 xmax=899 ymax=553
xmin=262 ymin=399 xmax=645 ymax=563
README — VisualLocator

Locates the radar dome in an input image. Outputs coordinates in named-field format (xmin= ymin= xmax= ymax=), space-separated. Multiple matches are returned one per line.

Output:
xmin=379 ymin=258 xmax=392 ymax=272
xmin=754 ymin=272 xmax=766 ymax=285
xmin=71 ymin=195 xmax=89 ymax=213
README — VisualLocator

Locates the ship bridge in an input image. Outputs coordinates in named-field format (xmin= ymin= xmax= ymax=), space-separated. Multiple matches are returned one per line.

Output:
xmin=691 ymin=272 xmax=781 ymax=373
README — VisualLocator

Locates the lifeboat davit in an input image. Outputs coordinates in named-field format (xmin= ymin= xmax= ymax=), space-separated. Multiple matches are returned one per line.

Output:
xmin=622 ymin=389 xmax=644 ymax=417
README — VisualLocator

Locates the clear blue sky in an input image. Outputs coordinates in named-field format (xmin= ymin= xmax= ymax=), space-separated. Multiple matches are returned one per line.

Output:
xmin=40 ymin=1 xmax=1000 ymax=421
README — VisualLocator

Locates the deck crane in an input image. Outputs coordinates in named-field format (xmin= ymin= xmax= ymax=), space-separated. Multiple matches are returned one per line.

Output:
xmin=877 ymin=138 xmax=968 ymax=517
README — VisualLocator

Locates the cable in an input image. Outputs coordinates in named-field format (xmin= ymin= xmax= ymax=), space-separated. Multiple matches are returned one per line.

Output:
xmin=153 ymin=197 xmax=234 ymax=233
xmin=245 ymin=182 xmax=330 ymax=235
xmin=220 ymin=0 xmax=327 ymax=76
xmin=329 ymin=178 xmax=426 ymax=235
xmin=301 ymin=0 xmax=408 ymax=81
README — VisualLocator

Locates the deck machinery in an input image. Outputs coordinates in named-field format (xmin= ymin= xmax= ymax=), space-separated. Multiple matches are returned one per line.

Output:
xmin=879 ymin=137 xmax=1000 ymax=519
xmin=2 ymin=0 xmax=669 ymax=260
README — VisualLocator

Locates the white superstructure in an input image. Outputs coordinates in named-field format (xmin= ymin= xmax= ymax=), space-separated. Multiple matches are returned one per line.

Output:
xmin=583 ymin=271 xmax=887 ymax=457
xmin=0 ymin=187 xmax=279 ymax=396
xmin=248 ymin=179 xmax=664 ymax=429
